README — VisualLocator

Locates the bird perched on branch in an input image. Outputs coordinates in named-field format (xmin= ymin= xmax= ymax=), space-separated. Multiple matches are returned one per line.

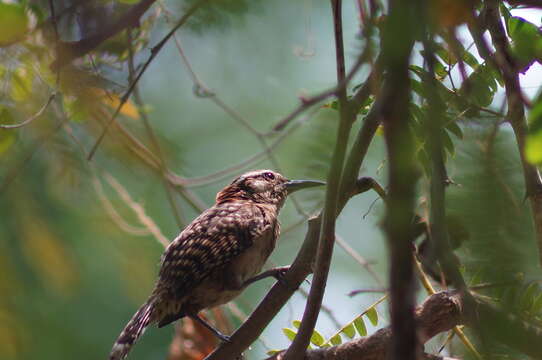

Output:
xmin=109 ymin=169 xmax=324 ymax=360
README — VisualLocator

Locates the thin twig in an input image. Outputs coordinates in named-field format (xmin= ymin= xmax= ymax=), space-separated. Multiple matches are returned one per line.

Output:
xmin=167 ymin=113 xmax=313 ymax=188
xmin=93 ymin=177 xmax=151 ymax=236
xmin=160 ymin=9 xmax=309 ymax=216
xmin=296 ymin=286 xmax=342 ymax=330
xmin=87 ymin=0 xmax=209 ymax=161
xmin=0 ymin=93 xmax=55 ymax=129
xmin=335 ymin=234 xmax=384 ymax=286
xmin=284 ymin=1 xmax=353 ymax=358
xmin=127 ymin=29 xmax=184 ymax=227
xmin=103 ymin=172 xmax=170 ymax=248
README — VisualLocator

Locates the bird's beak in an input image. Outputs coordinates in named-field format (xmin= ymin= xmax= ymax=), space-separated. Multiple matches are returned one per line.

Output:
xmin=285 ymin=179 xmax=326 ymax=194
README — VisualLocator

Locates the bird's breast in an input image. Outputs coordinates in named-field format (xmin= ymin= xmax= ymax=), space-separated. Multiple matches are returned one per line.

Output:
xmin=227 ymin=224 xmax=278 ymax=282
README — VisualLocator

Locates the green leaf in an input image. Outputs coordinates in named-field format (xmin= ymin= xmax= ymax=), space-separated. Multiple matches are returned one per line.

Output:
xmin=0 ymin=131 xmax=15 ymax=156
xmin=526 ymin=131 xmax=542 ymax=164
xmin=462 ymin=51 xmax=480 ymax=70
xmin=500 ymin=3 xmax=511 ymax=23
xmin=310 ymin=329 xmax=325 ymax=346
xmin=520 ymin=282 xmax=539 ymax=311
xmin=434 ymin=60 xmax=448 ymax=80
xmin=443 ymin=130 xmax=455 ymax=156
xmin=341 ymin=323 xmax=356 ymax=339
xmin=282 ymin=328 xmax=297 ymax=341
xmin=507 ymin=16 xmax=542 ymax=67
xmin=532 ymin=292 xmax=542 ymax=314
xmin=329 ymin=333 xmax=342 ymax=345
xmin=267 ymin=350 xmax=282 ymax=355
xmin=435 ymin=42 xmax=454 ymax=65
xmin=354 ymin=317 xmax=367 ymax=336
xmin=10 ymin=68 xmax=33 ymax=102
xmin=292 ymin=320 xmax=301 ymax=329
xmin=445 ymin=121 xmax=463 ymax=139
xmin=366 ymin=307 xmax=378 ymax=326
xmin=0 ymin=3 xmax=28 ymax=45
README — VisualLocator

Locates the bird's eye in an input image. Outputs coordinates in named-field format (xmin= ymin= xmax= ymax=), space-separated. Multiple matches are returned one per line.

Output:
xmin=263 ymin=172 xmax=275 ymax=180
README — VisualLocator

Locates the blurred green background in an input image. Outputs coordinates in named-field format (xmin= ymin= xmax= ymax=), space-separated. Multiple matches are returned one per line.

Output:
xmin=1 ymin=1 xmax=542 ymax=359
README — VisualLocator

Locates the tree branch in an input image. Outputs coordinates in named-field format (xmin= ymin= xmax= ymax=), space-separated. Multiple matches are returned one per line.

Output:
xmin=204 ymin=31 xmax=381 ymax=360
xmin=51 ymin=0 xmax=157 ymax=69
xmin=0 ymin=93 xmax=56 ymax=129
xmin=282 ymin=1 xmax=354 ymax=357
xmin=266 ymin=291 xmax=464 ymax=360
xmin=87 ymin=0 xmax=209 ymax=161
xmin=483 ymin=0 xmax=542 ymax=266
xmin=379 ymin=0 xmax=419 ymax=359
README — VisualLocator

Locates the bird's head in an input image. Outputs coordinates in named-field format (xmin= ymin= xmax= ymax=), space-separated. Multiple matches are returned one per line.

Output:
xmin=216 ymin=170 xmax=324 ymax=207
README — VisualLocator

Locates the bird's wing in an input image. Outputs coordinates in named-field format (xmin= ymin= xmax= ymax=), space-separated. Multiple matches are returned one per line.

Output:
xmin=157 ymin=202 xmax=273 ymax=298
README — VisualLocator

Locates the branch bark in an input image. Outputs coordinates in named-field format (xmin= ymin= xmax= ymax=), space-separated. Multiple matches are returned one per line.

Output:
xmin=483 ymin=0 xmax=542 ymax=267
xmin=204 ymin=83 xmax=380 ymax=360
xmin=282 ymin=1 xmax=353 ymax=358
xmin=378 ymin=0 xmax=420 ymax=359
xmin=266 ymin=291 xmax=464 ymax=360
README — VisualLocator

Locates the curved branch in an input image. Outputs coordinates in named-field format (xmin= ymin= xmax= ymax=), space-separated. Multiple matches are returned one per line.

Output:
xmin=266 ymin=291 xmax=464 ymax=360
xmin=0 ymin=93 xmax=55 ymax=129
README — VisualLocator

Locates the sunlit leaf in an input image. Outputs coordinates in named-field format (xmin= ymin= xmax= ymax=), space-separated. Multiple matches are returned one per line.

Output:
xmin=10 ymin=68 xmax=32 ymax=102
xmin=329 ymin=333 xmax=342 ymax=345
xmin=354 ymin=317 xmax=367 ymax=336
xmin=292 ymin=320 xmax=301 ymax=329
xmin=97 ymin=89 xmax=139 ymax=119
xmin=267 ymin=350 xmax=282 ymax=355
xmin=282 ymin=328 xmax=297 ymax=341
xmin=310 ymin=329 xmax=325 ymax=346
xmin=526 ymin=95 xmax=542 ymax=164
xmin=366 ymin=307 xmax=378 ymax=326
xmin=341 ymin=323 xmax=356 ymax=339
xmin=0 ymin=3 xmax=28 ymax=46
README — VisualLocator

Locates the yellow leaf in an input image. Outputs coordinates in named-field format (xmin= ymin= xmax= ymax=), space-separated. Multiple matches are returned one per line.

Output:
xmin=526 ymin=132 xmax=542 ymax=164
xmin=102 ymin=93 xmax=140 ymax=119
xmin=90 ymin=88 xmax=139 ymax=119
xmin=0 ymin=3 xmax=28 ymax=46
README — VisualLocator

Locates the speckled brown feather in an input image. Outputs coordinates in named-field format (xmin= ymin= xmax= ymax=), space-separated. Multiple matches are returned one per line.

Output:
xmin=109 ymin=170 xmax=289 ymax=360
xmin=157 ymin=201 xmax=274 ymax=299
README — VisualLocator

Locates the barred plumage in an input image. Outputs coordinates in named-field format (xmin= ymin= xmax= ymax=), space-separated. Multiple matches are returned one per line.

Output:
xmin=109 ymin=170 xmax=324 ymax=360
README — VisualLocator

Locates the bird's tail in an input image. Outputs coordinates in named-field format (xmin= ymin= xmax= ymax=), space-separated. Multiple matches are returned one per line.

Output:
xmin=109 ymin=297 xmax=156 ymax=360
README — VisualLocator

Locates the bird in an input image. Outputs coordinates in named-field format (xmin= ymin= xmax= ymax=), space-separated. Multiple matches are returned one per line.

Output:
xmin=109 ymin=169 xmax=324 ymax=360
